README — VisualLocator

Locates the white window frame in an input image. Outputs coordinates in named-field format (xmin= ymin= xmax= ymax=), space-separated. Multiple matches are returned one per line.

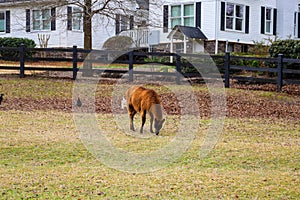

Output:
xmin=170 ymin=3 xmax=195 ymax=28
xmin=32 ymin=9 xmax=51 ymax=31
xmin=265 ymin=7 xmax=273 ymax=34
xmin=225 ymin=3 xmax=245 ymax=32
xmin=0 ymin=11 xmax=6 ymax=33
xmin=72 ymin=7 xmax=82 ymax=31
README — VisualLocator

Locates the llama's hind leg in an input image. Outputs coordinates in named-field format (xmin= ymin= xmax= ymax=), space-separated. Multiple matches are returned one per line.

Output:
xmin=140 ymin=110 xmax=146 ymax=134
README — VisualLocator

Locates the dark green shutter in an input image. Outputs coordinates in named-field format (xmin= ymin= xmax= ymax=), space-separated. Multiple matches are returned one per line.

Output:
xmin=196 ymin=2 xmax=201 ymax=28
xmin=26 ymin=9 xmax=30 ymax=32
xmin=273 ymin=8 xmax=277 ymax=35
xmin=261 ymin=7 xmax=265 ymax=34
xmin=5 ymin=10 xmax=10 ymax=33
xmin=245 ymin=6 xmax=250 ymax=34
xmin=220 ymin=2 xmax=225 ymax=31
xmin=51 ymin=8 xmax=56 ymax=31
xmin=67 ymin=7 xmax=72 ymax=31
xmin=163 ymin=5 xmax=168 ymax=33
xmin=130 ymin=15 xmax=134 ymax=30
xmin=115 ymin=14 xmax=120 ymax=34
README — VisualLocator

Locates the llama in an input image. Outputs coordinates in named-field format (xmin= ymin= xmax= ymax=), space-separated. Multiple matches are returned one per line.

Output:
xmin=125 ymin=86 xmax=165 ymax=135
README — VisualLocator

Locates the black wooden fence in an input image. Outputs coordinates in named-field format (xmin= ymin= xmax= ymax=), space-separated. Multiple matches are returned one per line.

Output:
xmin=0 ymin=45 xmax=299 ymax=92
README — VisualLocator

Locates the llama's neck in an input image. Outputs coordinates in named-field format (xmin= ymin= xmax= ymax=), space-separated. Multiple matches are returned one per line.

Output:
xmin=150 ymin=104 xmax=163 ymax=120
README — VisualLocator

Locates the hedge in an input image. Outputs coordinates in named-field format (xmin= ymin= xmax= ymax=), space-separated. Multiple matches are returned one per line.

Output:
xmin=269 ymin=39 xmax=300 ymax=59
xmin=0 ymin=37 xmax=36 ymax=60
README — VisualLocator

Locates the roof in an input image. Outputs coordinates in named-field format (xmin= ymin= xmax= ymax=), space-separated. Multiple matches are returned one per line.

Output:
xmin=167 ymin=25 xmax=207 ymax=40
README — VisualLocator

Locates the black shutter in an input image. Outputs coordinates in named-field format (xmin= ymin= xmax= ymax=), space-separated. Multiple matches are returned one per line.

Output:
xmin=67 ymin=7 xmax=72 ymax=31
xmin=273 ymin=8 xmax=277 ymax=35
xmin=196 ymin=2 xmax=201 ymax=28
xmin=51 ymin=8 xmax=56 ymax=31
xmin=5 ymin=10 xmax=10 ymax=33
xmin=261 ymin=7 xmax=265 ymax=34
xmin=163 ymin=5 xmax=168 ymax=33
xmin=298 ymin=13 xmax=300 ymax=38
xmin=220 ymin=2 xmax=225 ymax=31
xmin=26 ymin=9 xmax=30 ymax=32
xmin=245 ymin=6 xmax=249 ymax=34
xmin=129 ymin=15 xmax=134 ymax=30
xmin=115 ymin=14 xmax=120 ymax=35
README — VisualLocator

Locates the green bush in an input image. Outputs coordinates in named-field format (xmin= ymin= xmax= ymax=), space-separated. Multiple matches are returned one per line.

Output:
xmin=102 ymin=36 xmax=134 ymax=50
xmin=0 ymin=37 xmax=36 ymax=60
xmin=269 ymin=39 xmax=300 ymax=58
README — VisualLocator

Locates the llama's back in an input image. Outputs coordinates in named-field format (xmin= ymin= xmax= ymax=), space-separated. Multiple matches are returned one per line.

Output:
xmin=126 ymin=86 xmax=161 ymax=113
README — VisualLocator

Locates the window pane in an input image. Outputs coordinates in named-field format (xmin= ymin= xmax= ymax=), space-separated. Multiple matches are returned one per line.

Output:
xmin=42 ymin=10 xmax=50 ymax=19
xmin=226 ymin=17 xmax=233 ymax=29
xmin=33 ymin=21 xmax=40 ymax=30
xmin=236 ymin=18 xmax=243 ymax=30
xmin=226 ymin=4 xmax=234 ymax=16
xmin=42 ymin=10 xmax=50 ymax=30
xmin=0 ymin=13 xmax=4 ymax=20
xmin=184 ymin=4 xmax=194 ymax=16
xmin=171 ymin=5 xmax=181 ymax=17
xmin=0 ymin=13 xmax=4 ymax=32
xmin=236 ymin=5 xmax=243 ymax=18
xmin=266 ymin=21 xmax=271 ymax=33
xmin=0 ymin=21 xmax=4 ymax=32
xmin=171 ymin=18 xmax=181 ymax=27
xmin=42 ymin=20 xmax=50 ymax=30
xmin=266 ymin=9 xmax=271 ymax=20
xmin=73 ymin=8 xmax=82 ymax=30
xmin=33 ymin=10 xmax=40 ymax=20
xmin=184 ymin=17 xmax=194 ymax=26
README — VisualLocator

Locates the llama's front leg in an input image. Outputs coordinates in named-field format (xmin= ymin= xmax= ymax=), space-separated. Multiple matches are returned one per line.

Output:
xmin=129 ymin=110 xmax=136 ymax=131
xmin=140 ymin=110 xmax=146 ymax=133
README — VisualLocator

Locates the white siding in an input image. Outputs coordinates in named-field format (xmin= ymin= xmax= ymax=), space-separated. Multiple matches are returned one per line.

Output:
xmin=276 ymin=0 xmax=300 ymax=39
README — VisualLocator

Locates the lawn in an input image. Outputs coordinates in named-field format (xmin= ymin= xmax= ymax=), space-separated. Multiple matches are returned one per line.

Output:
xmin=0 ymin=76 xmax=299 ymax=199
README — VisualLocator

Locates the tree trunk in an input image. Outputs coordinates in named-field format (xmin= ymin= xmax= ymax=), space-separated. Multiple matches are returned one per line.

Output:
xmin=83 ymin=0 xmax=93 ymax=76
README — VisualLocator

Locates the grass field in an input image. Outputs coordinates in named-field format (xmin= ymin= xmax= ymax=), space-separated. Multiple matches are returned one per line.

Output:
xmin=0 ymin=76 xmax=299 ymax=199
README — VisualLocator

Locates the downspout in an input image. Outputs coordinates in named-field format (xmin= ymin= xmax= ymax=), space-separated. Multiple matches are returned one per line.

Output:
xmin=215 ymin=0 xmax=219 ymax=54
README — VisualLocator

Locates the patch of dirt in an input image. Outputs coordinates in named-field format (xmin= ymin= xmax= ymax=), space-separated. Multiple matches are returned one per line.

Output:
xmin=0 ymin=80 xmax=299 ymax=120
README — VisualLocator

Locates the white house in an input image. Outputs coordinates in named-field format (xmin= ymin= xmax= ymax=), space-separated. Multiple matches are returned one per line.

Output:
xmin=0 ymin=0 xmax=142 ymax=49
xmin=141 ymin=0 xmax=300 ymax=54
xmin=0 ymin=0 xmax=300 ymax=54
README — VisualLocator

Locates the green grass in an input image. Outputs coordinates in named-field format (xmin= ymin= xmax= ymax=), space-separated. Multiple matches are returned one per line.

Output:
xmin=0 ymin=110 xmax=299 ymax=199
xmin=0 ymin=77 xmax=299 ymax=199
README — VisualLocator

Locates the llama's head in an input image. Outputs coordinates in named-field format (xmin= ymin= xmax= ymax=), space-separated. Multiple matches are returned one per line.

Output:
xmin=154 ymin=118 xmax=165 ymax=135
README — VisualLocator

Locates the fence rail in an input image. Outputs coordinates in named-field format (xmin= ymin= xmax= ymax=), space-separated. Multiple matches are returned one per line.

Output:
xmin=0 ymin=45 xmax=299 ymax=92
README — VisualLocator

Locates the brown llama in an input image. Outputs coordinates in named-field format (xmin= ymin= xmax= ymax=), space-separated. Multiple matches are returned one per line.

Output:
xmin=125 ymin=86 xmax=165 ymax=135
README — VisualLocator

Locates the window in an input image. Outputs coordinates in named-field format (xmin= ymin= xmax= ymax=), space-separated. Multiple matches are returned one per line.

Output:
xmin=226 ymin=3 xmax=244 ymax=31
xmin=265 ymin=8 xmax=272 ymax=34
xmin=0 ymin=12 xmax=5 ymax=32
xmin=72 ymin=7 xmax=82 ymax=31
xmin=115 ymin=15 xmax=134 ymax=34
xmin=33 ymin=9 xmax=51 ymax=31
xmin=170 ymin=4 xmax=194 ymax=28
xmin=261 ymin=7 xmax=276 ymax=35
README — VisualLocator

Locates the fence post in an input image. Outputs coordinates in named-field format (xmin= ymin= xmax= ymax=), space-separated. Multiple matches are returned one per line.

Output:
xmin=224 ymin=51 xmax=230 ymax=88
xmin=19 ymin=44 xmax=25 ymax=78
xmin=72 ymin=45 xmax=78 ymax=80
xmin=128 ymin=51 xmax=134 ymax=82
xmin=175 ymin=52 xmax=181 ymax=84
xmin=277 ymin=54 xmax=283 ymax=92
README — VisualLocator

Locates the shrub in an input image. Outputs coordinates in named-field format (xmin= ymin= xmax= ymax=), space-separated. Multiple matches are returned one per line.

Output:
xmin=269 ymin=39 xmax=300 ymax=58
xmin=102 ymin=36 xmax=134 ymax=50
xmin=0 ymin=37 xmax=36 ymax=60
